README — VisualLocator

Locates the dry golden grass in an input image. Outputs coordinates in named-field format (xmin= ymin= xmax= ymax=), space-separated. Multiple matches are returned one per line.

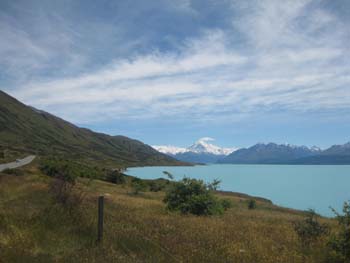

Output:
xmin=0 ymin=170 xmax=336 ymax=262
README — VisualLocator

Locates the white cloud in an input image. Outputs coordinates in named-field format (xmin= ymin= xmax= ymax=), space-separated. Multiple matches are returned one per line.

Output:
xmin=197 ymin=137 xmax=215 ymax=143
xmin=3 ymin=0 xmax=350 ymax=125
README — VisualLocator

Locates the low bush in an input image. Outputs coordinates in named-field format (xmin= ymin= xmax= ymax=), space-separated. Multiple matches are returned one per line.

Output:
xmin=149 ymin=181 xmax=164 ymax=192
xmin=221 ymin=198 xmax=233 ymax=211
xmin=248 ymin=199 xmax=256 ymax=210
xmin=41 ymin=159 xmax=77 ymax=181
xmin=147 ymin=178 xmax=170 ymax=192
xmin=327 ymin=201 xmax=350 ymax=262
xmin=293 ymin=209 xmax=329 ymax=249
xmin=40 ymin=158 xmax=103 ymax=181
xmin=163 ymin=177 xmax=227 ymax=216
xmin=131 ymin=177 xmax=147 ymax=195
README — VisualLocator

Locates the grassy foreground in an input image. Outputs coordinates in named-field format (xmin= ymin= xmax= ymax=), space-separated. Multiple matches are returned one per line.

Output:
xmin=0 ymin=167 xmax=335 ymax=262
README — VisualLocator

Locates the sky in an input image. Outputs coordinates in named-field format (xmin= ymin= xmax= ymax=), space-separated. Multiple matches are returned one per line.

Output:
xmin=1 ymin=0 xmax=350 ymax=149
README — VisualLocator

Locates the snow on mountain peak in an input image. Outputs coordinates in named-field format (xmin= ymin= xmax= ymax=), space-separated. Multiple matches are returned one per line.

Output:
xmin=310 ymin=146 xmax=322 ymax=152
xmin=152 ymin=145 xmax=187 ymax=155
xmin=153 ymin=138 xmax=237 ymax=156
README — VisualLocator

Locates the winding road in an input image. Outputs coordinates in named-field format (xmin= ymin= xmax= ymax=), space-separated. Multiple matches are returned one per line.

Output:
xmin=0 ymin=155 xmax=36 ymax=172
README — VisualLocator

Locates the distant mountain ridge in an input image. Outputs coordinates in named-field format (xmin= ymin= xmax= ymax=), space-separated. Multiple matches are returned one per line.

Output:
xmin=153 ymin=138 xmax=237 ymax=163
xmin=219 ymin=142 xmax=350 ymax=164
xmin=0 ymin=90 xmax=187 ymax=167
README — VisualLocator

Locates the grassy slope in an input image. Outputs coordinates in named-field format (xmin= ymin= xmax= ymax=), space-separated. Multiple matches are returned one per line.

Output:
xmin=0 ymin=90 xmax=187 ymax=167
xmin=0 ymin=167 xmax=335 ymax=263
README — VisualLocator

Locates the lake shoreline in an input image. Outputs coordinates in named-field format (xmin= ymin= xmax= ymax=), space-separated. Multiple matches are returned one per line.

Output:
xmin=127 ymin=164 xmax=350 ymax=217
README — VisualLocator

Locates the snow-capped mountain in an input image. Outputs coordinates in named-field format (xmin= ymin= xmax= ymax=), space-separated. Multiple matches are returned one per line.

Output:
xmin=219 ymin=142 xmax=350 ymax=164
xmin=310 ymin=146 xmax=322 ymax=152
xmin=282 ymin=143 xmax=322 ymax=153
xmin=151 ymin=145 xmax=187 ymax=155
xmin=153 ymin=140 xmax=350 ymax=164
xmin=152 ymin=138 xmax=237 ymax=163
xmin=187 ymin=137 xmax=236 ymax=155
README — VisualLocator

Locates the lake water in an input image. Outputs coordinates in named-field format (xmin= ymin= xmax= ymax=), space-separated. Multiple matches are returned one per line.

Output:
xmin=126 ymin=164 xmax=350 ymax=217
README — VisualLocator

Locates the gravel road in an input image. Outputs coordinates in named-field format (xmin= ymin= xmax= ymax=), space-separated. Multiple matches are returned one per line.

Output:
xmin=0 ymin=155 xmax=36 ymax=172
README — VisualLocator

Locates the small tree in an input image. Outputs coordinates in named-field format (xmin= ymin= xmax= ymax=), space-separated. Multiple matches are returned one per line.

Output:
xmin=163 ymin=171 xmax=174 ymax=180
xmin=208 ymin=178 xmax=221 ymax=191
xmin=131 ymin=178 xmax=147 ymax=195
xmin=327 ymin=201 xmax=350 ymax=262
xmin=221 ymin=198 xmax=233 ymax=211
xmin=248 ymin=199 xmax=256 ymax=210
xmin=163 ymin=177 xmax=226 ymax=216
xmin=293 ymin=209 xmax=329 ymax=249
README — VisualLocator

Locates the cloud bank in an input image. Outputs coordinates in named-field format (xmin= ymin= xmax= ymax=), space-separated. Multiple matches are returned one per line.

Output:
xmin=1 ymin=0 xmax=349 ymax=126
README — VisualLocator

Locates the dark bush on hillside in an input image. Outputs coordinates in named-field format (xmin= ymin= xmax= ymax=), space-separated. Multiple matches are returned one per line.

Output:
xmin=2 ymin=168 xmax=24 ymax=176
xmin=40 ymin=159 xmax=77 ymax=183
xmin=327 ymin=202 xmax=350 ymax=262
xmin=105 ymin=170 xmax=126 ymax=184
xmin=40 ymin=158 xmax=103 ymax=181
xmin=0 ymin=151 xmax=4 ymax=159
xmin=163 ymin=177 xmax=227 ymax=216
xmin=293 ymin=209 xmax=329 ymax=249
xmin=248 ymin=199 xmax=256 ymax=210
xmin=147 ymin=178 xmax=170 ymax=192
xmin=149 ymin=181 xmax=163 ymax=192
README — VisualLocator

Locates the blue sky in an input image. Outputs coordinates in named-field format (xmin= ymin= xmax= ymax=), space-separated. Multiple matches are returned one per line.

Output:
xmin=1 ymin=0 xmax=350 ymax=149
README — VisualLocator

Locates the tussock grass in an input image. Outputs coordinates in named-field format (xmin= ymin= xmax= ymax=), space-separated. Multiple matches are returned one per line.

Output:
xmin=0 ymin=170 xmax=335 ymax=262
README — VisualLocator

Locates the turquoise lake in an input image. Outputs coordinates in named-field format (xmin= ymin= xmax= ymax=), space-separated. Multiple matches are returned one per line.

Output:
xmin=126 ymin=164 xmax=350 ymax=217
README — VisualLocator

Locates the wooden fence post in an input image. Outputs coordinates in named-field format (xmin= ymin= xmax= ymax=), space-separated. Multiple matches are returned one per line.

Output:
xmin=97 ymin=195 xmax=104 ymax=243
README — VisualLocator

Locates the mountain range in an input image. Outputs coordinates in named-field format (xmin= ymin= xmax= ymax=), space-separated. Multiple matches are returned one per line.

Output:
xmin=155 ymin=139 xmax=350 ymax=165
xmin=0 ymin=90 xmax=186 ymax=167
xmin=153 ymin=138 xmax=237 ymax=163
xmin=219 ymin=142 xmax=350 ymax=164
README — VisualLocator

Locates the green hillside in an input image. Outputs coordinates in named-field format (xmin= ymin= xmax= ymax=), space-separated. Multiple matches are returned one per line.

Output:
xmin=0 ymin=90 xmax=187 ymax=167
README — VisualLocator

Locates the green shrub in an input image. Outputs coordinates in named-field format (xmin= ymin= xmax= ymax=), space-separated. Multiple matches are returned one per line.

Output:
xmin=149 ymin=181 xmax=163 ymax=192
xmin=131 ymin=178 xmax=147 ymax=195
xmin=163 ymin=177 xmax=226 ymax=216
xmin=327 ymin=202 xmax=350 ymax=262
xmin=207 ymin=178 xmax=221 ymax=191
xmin=221 ymin=199 xmax=233 ymax=211
xmin=40 ymin=158 xmax=103 ymax=182
xmin=40 ymin=159 xmax=78 ymax=183
xmin=147 ymin=178 xmax=169 ymax=192
xmin=293 ymin=209 xmax=329 ymax=249
xmin=248 ymin=199 xmax=256 ymax=210
xmin=162 ymin=171 xmax=174 ymax=180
